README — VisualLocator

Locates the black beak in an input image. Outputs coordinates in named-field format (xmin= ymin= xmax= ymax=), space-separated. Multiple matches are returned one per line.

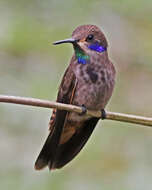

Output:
xmin=53 ymin=38 xmax=77 ymax=45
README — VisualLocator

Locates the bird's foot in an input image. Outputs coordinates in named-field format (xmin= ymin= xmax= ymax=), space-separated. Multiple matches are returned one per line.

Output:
xmin=101 ymin=109 xmax=106 ymax=120
xmin=79 ymin=104 xmax=87 ymax=116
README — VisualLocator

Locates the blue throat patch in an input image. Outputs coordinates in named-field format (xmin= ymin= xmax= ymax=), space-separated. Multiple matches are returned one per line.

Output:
xmin=75 ymin=42 xmax=107 ymax=65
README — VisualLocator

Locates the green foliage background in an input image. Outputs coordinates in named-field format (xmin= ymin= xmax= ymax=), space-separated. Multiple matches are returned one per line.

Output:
xmin=0 ymin=0 xmax=152 ymax=189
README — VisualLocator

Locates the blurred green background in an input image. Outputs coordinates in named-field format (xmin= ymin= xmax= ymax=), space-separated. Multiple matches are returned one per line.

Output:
xmin=0 ymin=0 xmax=152 ymax=189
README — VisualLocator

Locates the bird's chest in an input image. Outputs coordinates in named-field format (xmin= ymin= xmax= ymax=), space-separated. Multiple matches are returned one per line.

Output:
xmin=74 ymin=62 xmax=110 ymax=109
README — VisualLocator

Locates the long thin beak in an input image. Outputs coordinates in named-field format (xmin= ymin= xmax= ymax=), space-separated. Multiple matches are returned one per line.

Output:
xmin=53 ymin=38 xmax=77 ymax=45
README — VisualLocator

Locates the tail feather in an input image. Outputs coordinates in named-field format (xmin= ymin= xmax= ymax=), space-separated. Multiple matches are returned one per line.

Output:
xmin=52 ymin=117 xmax=99 ymax=169
xmin=34 ymin=133 xmax=53 ymax=170
xmin=35 ymin=111 xmax=99 ymax=170
xmin=35 ymin=110 xmax=67 ymax=170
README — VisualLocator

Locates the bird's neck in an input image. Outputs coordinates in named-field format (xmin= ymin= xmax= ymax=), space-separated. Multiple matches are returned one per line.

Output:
xmin=74 ymin=46 xmax=90 ymax=65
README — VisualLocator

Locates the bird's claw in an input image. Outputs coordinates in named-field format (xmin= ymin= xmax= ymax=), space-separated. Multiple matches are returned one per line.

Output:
xmin=101 ymin=109 xmax=106 ymax=120
xmin=79 ymin=104 xmax=87 ymax=116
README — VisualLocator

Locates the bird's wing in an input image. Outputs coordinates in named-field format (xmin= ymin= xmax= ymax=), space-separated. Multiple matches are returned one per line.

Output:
xmin=35 ymin=63 xmax=77 ymax=170
xmin=50 ymin=72 xmax=99 ymax=170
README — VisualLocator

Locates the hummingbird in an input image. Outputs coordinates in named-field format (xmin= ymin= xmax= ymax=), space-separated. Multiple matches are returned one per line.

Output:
xmin=35 ymin=24 xmax=116 ymax=171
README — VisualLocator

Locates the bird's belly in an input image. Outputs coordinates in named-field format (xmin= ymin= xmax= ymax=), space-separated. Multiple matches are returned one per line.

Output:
xmin=74 ymin=82 xmax=109 ymax=109
xmin=68 ymin=82 xmax=111 ymax=123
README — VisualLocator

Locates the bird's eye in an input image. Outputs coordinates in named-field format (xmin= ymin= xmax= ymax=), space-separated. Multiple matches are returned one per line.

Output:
xmin=86 ymin=34 xmax=94 ymax=41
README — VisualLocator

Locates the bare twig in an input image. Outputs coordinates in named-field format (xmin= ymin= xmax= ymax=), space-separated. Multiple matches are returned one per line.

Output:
xmin=0 ymin=95 xmax=152 ymax=127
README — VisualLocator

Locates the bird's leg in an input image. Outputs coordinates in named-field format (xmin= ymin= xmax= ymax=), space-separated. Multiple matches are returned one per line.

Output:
xmin=101 ymin=109 xmax=106 ymax=120
xmin=79 ymin=104 xmax=87 ymax=116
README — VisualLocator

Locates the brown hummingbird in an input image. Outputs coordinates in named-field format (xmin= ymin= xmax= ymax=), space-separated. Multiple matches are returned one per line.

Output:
xmin=35 ymin=25 xmax=116 ymax=171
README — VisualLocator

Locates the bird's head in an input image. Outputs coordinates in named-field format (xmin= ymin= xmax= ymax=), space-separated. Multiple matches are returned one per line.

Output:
xmin=53 ymin=25 xmax=108 ymax=64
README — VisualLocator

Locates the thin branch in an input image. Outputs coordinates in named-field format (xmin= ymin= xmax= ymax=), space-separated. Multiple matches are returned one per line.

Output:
xmin=0 ymin=95 xmax=152 ymax=127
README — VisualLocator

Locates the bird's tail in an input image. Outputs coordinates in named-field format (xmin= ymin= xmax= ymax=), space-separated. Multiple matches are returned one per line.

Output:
xmin=51 ymin=117 xmax=99 ymax=170
xmin=35 ymin=110 xmax=99 ymax=170
xmin=35 ymin=110 xmax=67 ymax=170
